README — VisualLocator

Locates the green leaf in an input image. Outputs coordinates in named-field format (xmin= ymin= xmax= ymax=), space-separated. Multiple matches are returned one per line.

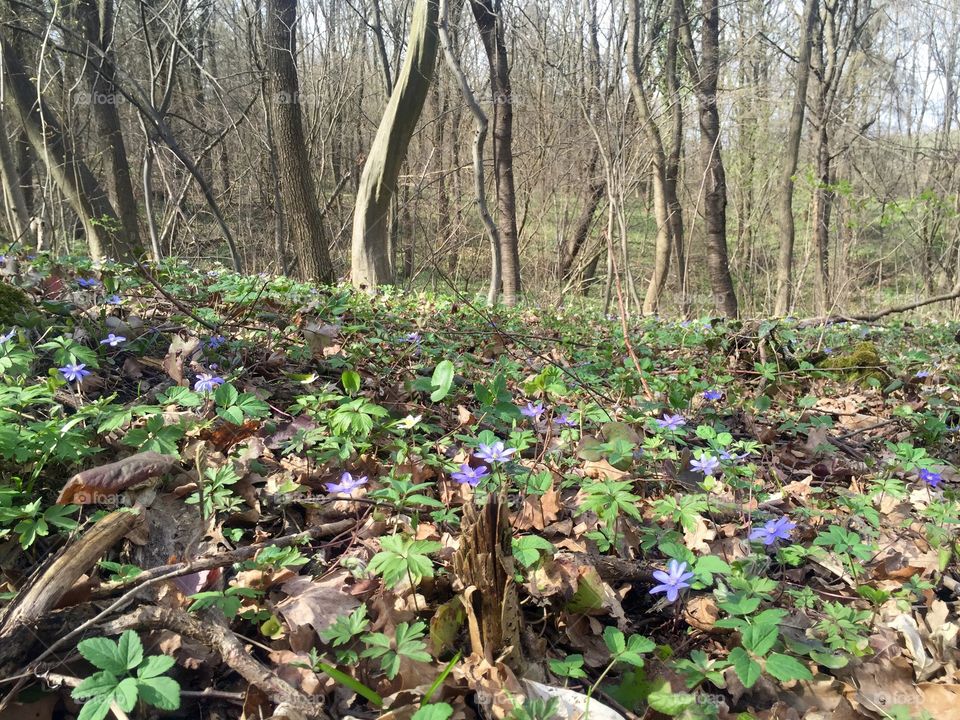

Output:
xmin=729 ymin=647 xmax=762 ymax=688
xmin=72 ymin=670 xmax=119 ymax=700
xmin=741 ymin=623 xmax=779 ymax=657
xmin=76 ymin=694 xmax=113 ymax=720
xmin=430 ymin=360 xmax=455 ymax=402
xmin=77 ymin=637 xmax=125 ymax=675
xmin=314 ymin=660 xmax=383 ymax=708
xmin=412 ymin=704 xmax=454 ymax=720
xmin=646 ymin=679 xmax=697 ymax=716
xmin=603 ymin=626 xmax=626 ymax=655
xmin=137 ymin=676 xmax=181 ymax=711
xmin=810 ymin=650 xmax=849 ymax=669
xmin=765 ymin=653 xmax=813 ymax=682
xmin=214 ymin=383 xmax=239 ymax=408
xmin=137 ymin=654 xmax=176 ymax=679
xmin=116 ymin=630 xmax=144 ymax=670
xmin=113 ymin=677 xmax=139 ymax=712
xmin=342 ymin=370 xmax=361 ymax=394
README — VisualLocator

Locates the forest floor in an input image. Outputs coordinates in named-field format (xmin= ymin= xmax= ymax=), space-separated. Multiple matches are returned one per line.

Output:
xmin=0 ymin=256 xmax=958 ymax=720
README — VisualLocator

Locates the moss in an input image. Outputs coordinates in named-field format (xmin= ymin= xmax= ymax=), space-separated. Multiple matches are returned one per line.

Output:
xmin=818 ymin=341 xmax=886 ymax=383
xmin=0 ymin=281 xmax=30 ymax=326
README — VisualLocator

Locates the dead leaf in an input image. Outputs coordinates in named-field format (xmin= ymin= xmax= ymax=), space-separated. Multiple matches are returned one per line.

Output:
xmin=57 ymin=451 xmax=179 ymax=504
xmin=276 ymin=573 xmax=360 ymax=637
xmin=163 ymin=334 xmax=201 ymax=384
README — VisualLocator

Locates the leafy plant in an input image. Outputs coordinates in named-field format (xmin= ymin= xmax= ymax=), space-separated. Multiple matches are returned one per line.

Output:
xmin=361 ymin=621 xmax=432 ymax=679
xmin=367 ymin=534 xmax=442 ymax=590
xmin=72 ymin=630 xmax=180 ymax=720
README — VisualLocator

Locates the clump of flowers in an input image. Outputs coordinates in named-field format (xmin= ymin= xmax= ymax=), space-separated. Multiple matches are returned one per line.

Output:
xmin=554 ymin=412 xmax=576 ymax=427
xmin=520 ymin=402 xmax=544 ymax=420
xmin=703 ymin=389 xmax=723 ymax=401
xmin=207 ymin=335 xmax=227 ymax=350
xmin=325 ymin=472 xmax=368 ymax=495
xmin=749 ymin=516 xmax=796 ymax=545
xmin=77 ymin=278 xmax=99 ymax=289
xmin=194 ymin=373 xmax=225 ymax=393
xmin=919 ymin=468 xmax=943 ymax=488
xmin=650 ymin=559 xmax=694 ymax=602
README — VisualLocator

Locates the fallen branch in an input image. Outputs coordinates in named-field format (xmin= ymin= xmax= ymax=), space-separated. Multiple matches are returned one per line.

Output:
xmin=101 ymin=606 xmax=328 ymax=719
xmin=798 ymin=284 xmax=960 ymax=326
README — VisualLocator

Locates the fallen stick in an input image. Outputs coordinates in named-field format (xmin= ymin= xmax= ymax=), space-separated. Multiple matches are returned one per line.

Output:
xmin=100 ymin=606 xmax=329 ymax=719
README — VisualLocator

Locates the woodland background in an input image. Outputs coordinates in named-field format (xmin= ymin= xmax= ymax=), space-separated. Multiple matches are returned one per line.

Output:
xmin=1 ymin=0 xmax=958 ymax=318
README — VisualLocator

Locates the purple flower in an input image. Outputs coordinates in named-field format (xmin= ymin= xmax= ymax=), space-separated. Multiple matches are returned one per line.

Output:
xmin=100 ymin=333 xmax=126 ymax=347
xmin=325 ymin=471 xmax=368 ymax=495
xmin=749 ymin=516 xmax=797 ymax=545
xmin=554 ymin=413 xmax=577 ymax=427
xmin=650 ymin=559 xmax=695 ymax=603
xmin=207 ymin=335 xmax=227 ymax=349
xmin=690 ymin=454 xmax=720 ymax=476
xmin=915 ymin=370 xmax=930 ymax=379
xmin=403 ymin=332 xmax=421 ymax=344
xmin=59 ymin=362 xmax=91 ymax=383
xmin=520 ymin=402 xmax=545 ymax=419
xmin=194 ymin=373 xmax=225 ymax=393
xmin=77 ymin=278 xmax=98 ymax=289
xmin=919 ymin=468 xmax=943 ymax=488
xmin=656 ymin=414 xmax=686 ymax=431
xmin=451 ymin=463 xmax=490 ymax=487
xmin=0 ymin=328 xmax=15 ymax=343
xmin=105 ymin=294 xmax=122 ymax=305
xmin=703 ymin=389 xmax=723 ymax=401
xmin=474 ymin=441 xmax=516 ymax=464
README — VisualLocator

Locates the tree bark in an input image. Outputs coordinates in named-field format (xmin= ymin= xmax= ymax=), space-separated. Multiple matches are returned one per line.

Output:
xmin=0 ymin=30 xmax=128 ymax=262
xmin=351 ymin=0 xmax=438 ymax=291
xmin=0 ymin=114 xmax=30 ymax=245
xmin=680 ymin=0 xmax=739 ymax=317
xmin=774 ymin=0 xmax=818 ymax=316
xmin=664 ymin=0 xmax=687 ymax=313
xmin=471 ymin=0 xmax=521 ymax=306
xmin=75 ymin=0 xmax=143 ymax=259
xmin=264 ymin=0 xmax=334 ymax=283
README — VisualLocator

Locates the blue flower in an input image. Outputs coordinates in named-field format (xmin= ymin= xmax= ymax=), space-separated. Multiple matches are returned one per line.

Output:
xmin=650 ymin=559 xmax=695 ymax=602
xmin=403 ymin=332 xmax=422 ymax=344
xmin=207 ymin=335 xmax=227 ymax=349
xmin=0 ymin=328 xmax=15 ymax=343
xmin=59 ymin=363 xmax=91 ymax=382
xmin=703 ymin=389 xmax=723 ymax=401
xmin=100 ymin=333 xmax=126 ymax=347
xmin=749 ymin=516 xmax=796 ymax=545
xmin=77 ymin=278 xmax=99 ymax=288
xmin=656 ymin=414 xmax=686 ymax=431
xmin=690 ymin=454 xmax=720 ymax=476
xmin=325 ymin=471 xmax=368 ymax=495
xmin=520 ymin=402 xmax=544 ymax=419
xmin=451 ymin=464 xmax=489 ymax=487
xmin=554 ymin=412 xmax=577 ymax=427
xmin=919 ymin=468 xmax=943 ymax=488
xmin=194 ymin=373 xmax=225 ymax=393
xmin=105 ymin=294 xmax=122 ymax=305
xmin=474 ymin=441 xmax=516 ymax=464
xmin=915 ymin=370 xmax=930 ymax=379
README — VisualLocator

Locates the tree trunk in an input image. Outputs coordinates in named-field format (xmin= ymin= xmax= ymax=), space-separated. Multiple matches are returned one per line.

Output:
xmin=264 ymin=0 xmax=334 ymax=283
xmin=680 ymin=0 xmax=738 ymax=317
xmin=351 ymin=0 xmax=438 ymax=291
xmin=774 ymin=0 xmax=818 ymax=316
xmin=558 ymin=149 xmax=604 ymax=282
xmin=0 ymin=115 xmax=30 ymax=245
xmin=75 ymin=0 xmax=143 ymax=259
xmin=471 ymin=0 xmax=521 ymax=306
xmin=0 ymin=31 xmax=127 ymax=262
xmin=813 ymin=122 xmax=832 ymax=314
xmin=665 ymin=0 xmax=687 ymax=312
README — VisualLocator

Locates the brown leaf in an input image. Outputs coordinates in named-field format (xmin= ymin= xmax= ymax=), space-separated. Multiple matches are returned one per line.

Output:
xmin=276 ymin=573 xmax=360 ymax=636
xmin=199 ymin=420 xmax=261 ymax=452
xmin=163 ymin=334 xmax=201 ymax=384
xmin=56 ymin=452 xmax=179 ymax=505
xmin=511 ymin=488 xmax=560 ymax=531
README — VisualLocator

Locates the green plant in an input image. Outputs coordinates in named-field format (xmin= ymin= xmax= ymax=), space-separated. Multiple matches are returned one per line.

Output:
xmin=188 ymin=586 xmax=261 ymax=619
xmin=367 ymin=534 xmax=441 ymax=590
xmin=72 ymin=630 xmax=180 ymax=720
xmin=361 ymin=621 xmax=432 ymax=679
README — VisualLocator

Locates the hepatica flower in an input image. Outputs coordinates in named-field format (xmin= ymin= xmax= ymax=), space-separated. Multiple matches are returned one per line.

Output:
xmin=915 ymin=370 xmax=931 ymax=379
xmin=100 ymin=333 xmax=126 ymax=347
xmin=650 ymin=559 xmax=695 ymax=603
xmin=0 ymin=328 xmax=15 ymax=343
xmin=403 ymin=331 xmax=422 ymax=344
xmin=656 ymin=413 xmax=686 ymax=431
xmin=59 ymin=362 xmax=91 ymax=383
xmin=77 ymin=278 xmax=98 ymax=289
xmin=452 ymin=463 xmax=490 ymax=487
xmin=325 ymin=471 xmax=368 ymax=495
xmin=703 ymin=389 xmax=723 ymax=401
xmin=474 ymin=440 xmax=516 ymax=464
xmin=919 ymin=468 xmax=943 ymax=488
xmin=554 ymin=412 xmax=577 ymax=427
xmin=105 ymin=294 xmax=122 ymax=305
xmin=520 ymin=401 xmax=544 ymax=419
xmin=690 ymin=454 xmax=720 ymax=476
xmin=207 ymin=335 xmax=227 ymax=350
xmin=194 ymin=373 xmax=225 ymax=393
xmin=749 ymin=516 xmax=797 ymax=545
